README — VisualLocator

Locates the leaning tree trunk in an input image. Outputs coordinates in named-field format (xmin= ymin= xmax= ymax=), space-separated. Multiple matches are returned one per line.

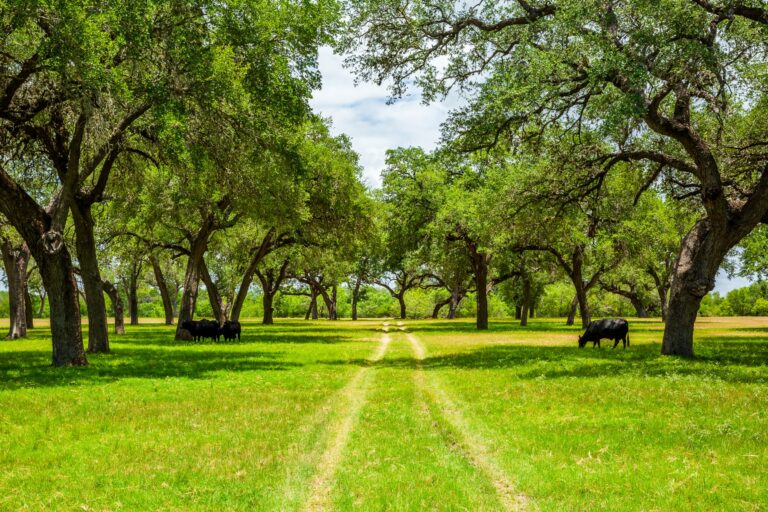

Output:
xmin=432 ymin=296 xmax=451 ymax=319
xmin=317 ymin=285 xmax=338 ymax=320
xmin=199 ymin=258 xmax=226 ymax=324
xmin=662 ymin=221 xmax=726 ymax=357
xmin=229 ymin=230 xmax=276 ymax=323
xmin=566 ymin=296 xmax=578 ymax=326
xmin=1 ymin=240 xmax=29 ymax=339
xmin=150 ymin=254 xmax=175 ymax=325
xmin=515 ymin=305 xmax=522 ymax=320
xmin=102 ymin=280 xmax=125 ymax=335
xmin=72 ymin=202 xmax=110 ymax=353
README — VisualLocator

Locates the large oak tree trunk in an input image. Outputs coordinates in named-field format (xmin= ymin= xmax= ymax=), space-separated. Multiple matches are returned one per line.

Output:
xmin=72 ymin=202 xmax=110 ymax=353
xmin=102 ymin=280 xmax=125 ymax=335
xmin=1 ymin=240 xmax=29 ymax=339
xmin=662 ymin=221 xmax=725 ymax=357
xmin=37 ymin=247 xmax=88 ymax=366
xmin=176 ymin=235 xmax=209 ymax=339
xmin=150 ymin=254 xmax=175 ymax=325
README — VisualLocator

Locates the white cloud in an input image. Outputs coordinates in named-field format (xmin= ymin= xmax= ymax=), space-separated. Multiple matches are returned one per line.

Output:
xmin=310 ymin=46 xmax=456 ymax=188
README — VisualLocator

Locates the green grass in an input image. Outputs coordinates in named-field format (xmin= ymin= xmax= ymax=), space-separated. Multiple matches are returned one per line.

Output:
xmin=0 ymin=317 xmax=767 ymax=511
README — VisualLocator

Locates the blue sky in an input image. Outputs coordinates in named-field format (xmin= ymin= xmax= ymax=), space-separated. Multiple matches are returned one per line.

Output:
xmin=308 ymin=46 xmax=753 ymax=295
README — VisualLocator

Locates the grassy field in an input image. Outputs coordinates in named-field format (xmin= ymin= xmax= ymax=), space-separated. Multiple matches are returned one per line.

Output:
xmin=0 ymin=317 xmax=766 ymax=511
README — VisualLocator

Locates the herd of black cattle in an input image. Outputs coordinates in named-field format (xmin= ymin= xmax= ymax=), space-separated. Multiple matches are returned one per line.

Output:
xmin=181 ymin=319 xmax=242 ymax=342
xmin=177 ymin=317 xmax=631 ymax=348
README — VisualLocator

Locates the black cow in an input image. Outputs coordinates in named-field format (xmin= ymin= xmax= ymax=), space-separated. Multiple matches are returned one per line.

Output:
xmin=198 ymin=319 xmax=221 ymax=342
xmin=220 ymin=320 xmax=241 ymax=341
xmin=181 ymin=320 xmax=200 ymax=341
xmin=578 ymin=318 xmax=630 ymax=349
xmin=181 ymin=319 xmax=220 ymax=342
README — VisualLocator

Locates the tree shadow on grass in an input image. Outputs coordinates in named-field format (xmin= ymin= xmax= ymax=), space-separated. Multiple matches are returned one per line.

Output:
xmin=0 ymin=346 xmax=299 ymax=390
xmin=324 ymin=338 xmax=768 ymax=384
xmin=407 ymin=319 xmax=665 ymax=334
xmin=103 ymin=325 xmax=370 ymax=347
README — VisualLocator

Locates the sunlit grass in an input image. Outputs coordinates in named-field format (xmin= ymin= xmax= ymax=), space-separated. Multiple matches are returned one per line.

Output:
xmin=0 ymin=316 xmax=766 ymax=510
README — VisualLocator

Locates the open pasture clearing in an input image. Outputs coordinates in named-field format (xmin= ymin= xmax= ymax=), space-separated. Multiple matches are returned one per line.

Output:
xmin=0 ymin=317 xmax=767 ymax=511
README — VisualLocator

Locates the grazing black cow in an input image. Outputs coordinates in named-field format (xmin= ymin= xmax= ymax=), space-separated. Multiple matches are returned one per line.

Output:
xmin=181 ymin=319 xmax=220 ymax=342
xmin=181 ymin=320 xmax=201 ymax=341
xmin=578 ymin=318 xmax=630 ymax=349
xmin=220 ymin=320 xmax=241 ymax=341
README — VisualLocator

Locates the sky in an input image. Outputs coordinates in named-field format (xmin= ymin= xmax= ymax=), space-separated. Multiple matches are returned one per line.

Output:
xmin=309 ymin=46 xmax=455 ymax=188
xmin=308 ymin=46 xmax=753 ymax=295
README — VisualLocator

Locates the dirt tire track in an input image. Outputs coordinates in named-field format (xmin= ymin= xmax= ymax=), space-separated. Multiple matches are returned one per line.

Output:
xmin=303 ymin=325 xmax=391 ymax=511
xmin=406 ymin=330 xmax=530 ymax=512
